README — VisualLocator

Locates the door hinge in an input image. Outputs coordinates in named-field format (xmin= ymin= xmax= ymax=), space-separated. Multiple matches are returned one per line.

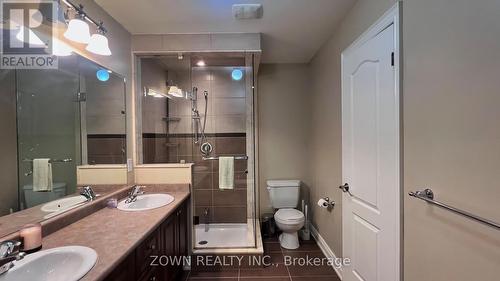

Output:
xmin=77 ymin=92 xmax=87 ymax=102
xmin=391 ymin=52 xmax=395 ymax=66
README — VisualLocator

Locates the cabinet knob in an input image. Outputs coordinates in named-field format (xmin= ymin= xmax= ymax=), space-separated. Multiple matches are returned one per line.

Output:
xmin=150 ymin=277 xmax=156 ymax=281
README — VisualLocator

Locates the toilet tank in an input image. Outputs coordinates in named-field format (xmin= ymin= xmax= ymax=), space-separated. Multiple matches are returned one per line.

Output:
xmin=267 ymin=180 xmax=301 ymax=208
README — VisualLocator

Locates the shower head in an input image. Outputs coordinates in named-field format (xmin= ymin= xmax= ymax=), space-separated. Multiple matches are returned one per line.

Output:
xmin=204 ymin=91 xmax=208 ymax=98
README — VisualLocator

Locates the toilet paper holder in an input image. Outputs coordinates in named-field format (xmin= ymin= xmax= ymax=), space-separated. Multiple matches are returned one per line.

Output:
xmin=319 ymin=197 xmax=335 ymax=208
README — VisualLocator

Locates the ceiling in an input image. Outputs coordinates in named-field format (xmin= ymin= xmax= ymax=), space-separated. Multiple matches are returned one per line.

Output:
xmin=94 ymin=0 xmax=356 ymax=63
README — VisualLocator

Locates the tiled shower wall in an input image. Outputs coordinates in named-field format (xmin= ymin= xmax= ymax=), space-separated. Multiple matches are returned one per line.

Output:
xmin=192 ymin=135 xmax=248 ymax=224
xmin=142 ymin=64 xmax=250 ymax=223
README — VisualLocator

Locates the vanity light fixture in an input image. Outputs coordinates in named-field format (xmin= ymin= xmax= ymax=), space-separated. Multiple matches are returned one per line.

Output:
xmin=86 ymin=23 xmax=111 ymax=56
xmin=146 ymin=88 xmax=168 ymax=98
xmin=167 ymin=86 xmax=184 ymax=98
xmin=64 ymin=7 xmax=91 ymax=44
xmin=60 ymin=1 xmax=112 ymax=56
xmin=52 ymin=38 xmax=73 ymax=56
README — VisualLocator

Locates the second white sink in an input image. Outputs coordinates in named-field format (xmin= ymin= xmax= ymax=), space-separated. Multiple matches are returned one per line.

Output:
xmin=117 ymin=194 xmax=174 ymax=211
xmin=41 ymin=195 xmax=88 ymax=213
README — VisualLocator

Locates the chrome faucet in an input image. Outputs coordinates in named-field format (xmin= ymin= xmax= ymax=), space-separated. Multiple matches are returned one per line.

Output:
xmin=203 ymin=208 xmax=210 ymax=232
xmin=0 ymin=240 xmax=25 ymax=275
xmin=125 ymin=185 xmax=145 ymax=204
xmin=80 ymin=186 xmax=97 ymax=201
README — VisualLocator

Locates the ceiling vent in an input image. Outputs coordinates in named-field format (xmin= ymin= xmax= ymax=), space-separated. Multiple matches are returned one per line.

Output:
xmin=232 ymin=4 xmax=263 ymax=20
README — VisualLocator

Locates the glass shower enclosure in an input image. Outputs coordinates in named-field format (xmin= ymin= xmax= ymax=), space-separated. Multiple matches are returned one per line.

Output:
xmin=138 ymin=53 xmax=258 ymax=250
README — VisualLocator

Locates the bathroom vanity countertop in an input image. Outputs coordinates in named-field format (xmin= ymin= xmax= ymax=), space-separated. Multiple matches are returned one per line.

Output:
xmin=41 ymin=186 xmax=190 ymax=281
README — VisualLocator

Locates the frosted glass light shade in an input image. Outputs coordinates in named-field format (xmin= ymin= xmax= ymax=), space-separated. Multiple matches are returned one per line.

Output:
xmin=52 ymin=39 xmax=73 ymax=56
xmin=85 ymin=33 xmax=111 ymax=56
xmin=64 ymin=18 xmax=91 ymax=44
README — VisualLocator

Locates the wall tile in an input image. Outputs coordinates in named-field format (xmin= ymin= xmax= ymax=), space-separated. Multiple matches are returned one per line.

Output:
xmin=213 ymin=171 xmax=247 ymax=189
xmin=212 ymin=206 xmax=247 ymax=223
xmin=194 ymin=189 xmax=213 ymax=207
xmin=192 ymin=172 xmax=212 ymax=189
xmin=215 ymin=137 xmax=246 ymax=155
xmin=213 ymin=189 xmax=247 ymax=206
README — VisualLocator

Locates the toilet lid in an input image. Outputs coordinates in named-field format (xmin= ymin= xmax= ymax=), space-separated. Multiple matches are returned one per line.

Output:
xmin=275 ymin=208 xmax=304 ymax=222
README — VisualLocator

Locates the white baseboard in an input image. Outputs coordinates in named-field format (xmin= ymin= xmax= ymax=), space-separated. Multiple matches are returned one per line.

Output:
xmin=309 ymin=223 xmax=343 ymax=280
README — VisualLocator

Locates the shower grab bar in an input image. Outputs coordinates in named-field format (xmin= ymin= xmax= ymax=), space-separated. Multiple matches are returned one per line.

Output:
xmin=409 ymin=188 xmax=500 ymax=230
xmin=202 ymin=155 xmax=248 ymax=161
xmin=23 ymin=158 xmax=73 ymax=163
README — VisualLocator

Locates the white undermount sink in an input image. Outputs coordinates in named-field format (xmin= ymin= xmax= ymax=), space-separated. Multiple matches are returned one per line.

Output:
xmin=117 ymin=194 xmax=175 ymax=211
xmin=0 ymin=246 xmax=97 ymax=281
xmin=41 ymin=195 xmax=88 ymax=213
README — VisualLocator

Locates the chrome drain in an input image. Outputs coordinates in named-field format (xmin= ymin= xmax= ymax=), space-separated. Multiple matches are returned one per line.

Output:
xmin=198 ymin=240 xmax=208 ymax=245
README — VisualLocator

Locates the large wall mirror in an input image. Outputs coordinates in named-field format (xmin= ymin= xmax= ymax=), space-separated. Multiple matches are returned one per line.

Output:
xmin=0 ymin=54 xmax=126 ymax=237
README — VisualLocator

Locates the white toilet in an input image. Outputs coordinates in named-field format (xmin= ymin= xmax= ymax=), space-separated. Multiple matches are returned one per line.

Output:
xmin=267 ymin=180 xmax=305 ymax=249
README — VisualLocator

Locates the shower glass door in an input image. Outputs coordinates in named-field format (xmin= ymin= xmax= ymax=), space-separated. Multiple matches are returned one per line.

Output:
xmin=16 ymin=56 xmax=81 ymax=209
xmin=191 ymin=53 xmax=257 ymax=249
xmin=138 ymin=52 xmax=257 ymax=250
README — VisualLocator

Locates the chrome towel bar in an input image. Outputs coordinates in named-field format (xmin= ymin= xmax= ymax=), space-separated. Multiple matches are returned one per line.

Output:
xmin=409 ymin=189 xmax=500 ymax=230
xmin=202 ymin=155 xmax=248 ymax=161
xmin=22 ymin=158 xmax=73 ymax=176
xmin=23 ymin=158 xmax=73 ymax=163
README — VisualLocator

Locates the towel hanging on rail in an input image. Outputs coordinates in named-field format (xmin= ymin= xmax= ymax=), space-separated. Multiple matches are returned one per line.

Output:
xmin=33 ymin=158 xmax=53 ymax=192
xmin=218 ymin=156 xmax=234 ymax=190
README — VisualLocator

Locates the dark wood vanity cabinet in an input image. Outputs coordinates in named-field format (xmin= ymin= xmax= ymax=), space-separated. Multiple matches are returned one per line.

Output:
xmin=105 ymin=201 xmax=189 ymax=281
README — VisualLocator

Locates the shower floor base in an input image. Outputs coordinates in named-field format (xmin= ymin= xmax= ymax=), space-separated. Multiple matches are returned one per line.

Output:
xmin=192 ymin=219 xmax=264 ymax=255
xmin=195 ymin=223 xmax=253 ymax=248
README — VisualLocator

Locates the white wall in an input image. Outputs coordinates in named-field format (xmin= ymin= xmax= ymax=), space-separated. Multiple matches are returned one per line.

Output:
xmin=258 ymin=64 xmax=312 ymax=214
xmin=308 ymin=1 xmax=500 ymax=280
xmin=403 ymin=0 xmax=500 ymax=280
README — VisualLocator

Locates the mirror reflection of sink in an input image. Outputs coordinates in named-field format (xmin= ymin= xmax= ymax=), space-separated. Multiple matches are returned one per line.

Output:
xmin=117 ymin=194 xmax=174 ymax=211
xmin=41 ymin=195 xmax=88 ymax=213
xmin=0 ymin=246 xmax=97 ymax=281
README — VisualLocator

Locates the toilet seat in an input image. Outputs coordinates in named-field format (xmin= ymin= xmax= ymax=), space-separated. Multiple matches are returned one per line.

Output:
xmin=274 ymin=208 xmax=304 ymax=224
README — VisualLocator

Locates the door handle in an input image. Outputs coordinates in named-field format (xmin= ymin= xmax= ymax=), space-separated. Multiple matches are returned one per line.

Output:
xmin=339 ymin=183 xmax=353 ymax=196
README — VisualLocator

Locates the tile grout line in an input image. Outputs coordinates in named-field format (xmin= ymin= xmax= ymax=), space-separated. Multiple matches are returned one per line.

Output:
xmin=279 ymin=239 xmax=293 ymax=281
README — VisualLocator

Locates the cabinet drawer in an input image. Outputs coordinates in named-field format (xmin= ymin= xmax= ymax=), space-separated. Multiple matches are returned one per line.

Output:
xmin=138 ymin=267 xmax=160 ymax=281
xmin=136 ymin=228 xmax=160 ymax=277
xmin=104 ymin=254 xmax=135 ymax=281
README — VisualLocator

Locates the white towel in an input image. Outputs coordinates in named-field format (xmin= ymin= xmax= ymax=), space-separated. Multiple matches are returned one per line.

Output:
xmin=33 ymin=158 xmax=53 ymax=192
xmin=218 ymin=156 xmax=234 ymax=190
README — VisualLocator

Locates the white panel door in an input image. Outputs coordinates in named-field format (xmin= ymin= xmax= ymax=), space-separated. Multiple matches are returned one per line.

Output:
xmin=341 ymin=21 xmax=400 ymax=281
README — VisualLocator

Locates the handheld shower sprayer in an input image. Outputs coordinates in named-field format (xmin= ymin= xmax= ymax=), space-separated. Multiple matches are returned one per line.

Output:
xmin=191 ymin=88 xmax=213 ymax=156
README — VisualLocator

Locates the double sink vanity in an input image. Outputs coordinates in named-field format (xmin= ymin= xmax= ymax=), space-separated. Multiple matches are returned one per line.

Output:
xmin=0 ymin=184 xmax=190 ymax=281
